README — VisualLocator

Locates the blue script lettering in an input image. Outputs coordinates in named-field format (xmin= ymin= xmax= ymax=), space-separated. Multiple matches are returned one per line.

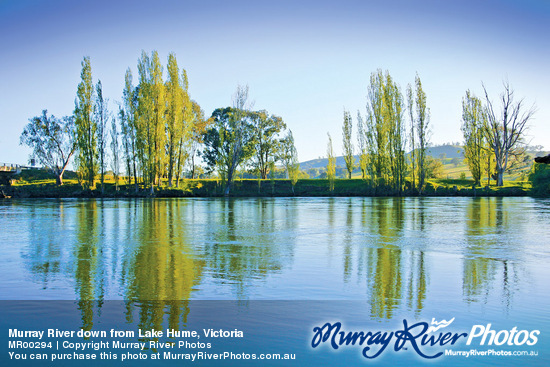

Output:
xmin=311 ymin=319 xmax=467 ymax=360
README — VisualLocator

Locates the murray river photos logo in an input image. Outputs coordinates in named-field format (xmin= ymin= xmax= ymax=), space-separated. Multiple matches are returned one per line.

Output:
xmin=311 ymin=318 xmax=540 ymax=359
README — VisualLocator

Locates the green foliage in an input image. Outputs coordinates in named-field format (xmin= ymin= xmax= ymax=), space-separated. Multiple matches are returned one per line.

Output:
xmin=414 ymin=73 xmax=430 ymax=192
xmin=326 ymin=133 xmax=335 ymax=191
xmin=356 ymin=111 xmax=368 ymax=180
xmin=364 ymin=69 xmax=407 ymax=193
xmin=529 ymin=163 xmax=550 ymax=196
xmin=95 ymin=80 xmax=109 ymax=193
xmin=342 ymin=109 xmax=354 ymax=179
xmin=74 ymin=56 xmax=97 ymax=189
xmin=461 ymin=90 xmax=488 ymax=185
xmin=202 ymin=107 xmax=255 ymax=182
xmin=20 ymin=110 xmax=76 ymax=185
xmin=250 ymin=110 xmax=287 ymax=179
xmin=425 ymin=156 xmax=444 ymax=179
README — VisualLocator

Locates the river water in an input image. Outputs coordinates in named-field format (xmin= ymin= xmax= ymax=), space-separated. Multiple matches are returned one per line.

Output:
xmin=1 ymin=197 xmax=549 ymax=365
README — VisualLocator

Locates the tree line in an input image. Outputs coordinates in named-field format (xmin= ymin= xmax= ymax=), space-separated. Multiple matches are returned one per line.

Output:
xmin=20 ymin=52 xmax=298 ymax=195
xmin=20 ymin=56 xmax=535 ymax=194
xmin=336 ymin=69 xmax=430 ymax=194
xmin=461 ymin=81 xmax=535 ymax=187
xmin=333 ymin=71 xmax=535 ymax=192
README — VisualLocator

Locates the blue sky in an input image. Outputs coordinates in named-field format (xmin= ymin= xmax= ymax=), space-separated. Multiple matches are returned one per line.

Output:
xmin=1 ymin=0 xmax=549 ymax=165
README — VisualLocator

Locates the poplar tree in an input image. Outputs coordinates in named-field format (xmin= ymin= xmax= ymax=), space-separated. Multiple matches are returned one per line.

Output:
xmin=461 ymin=90 xmax=486 ymax=185
xmin=149 ymin=51 xmax=166 ymax=189
xmin=406 ymin=84 xmax=416 ymax=191
xmin=137 ymin=50 xmax=166 ymax=193
xmin=95 ymin=80 xmax=109 ymax=194
xmin=414 ymin=74 xmax=430 ymax=193
xmin=327 ymin=133 xmax=335 ymax=191
xmin=74 ymin=56 xmax=97 ymax=189
xmin=356 ymin=111 xmax=368 ymax=180
xmin=384 ymin=74 xmax=406 ymax=193
xmin=366 ymin=70 xmax=389 ymax=185
xmin=342 ymin=109 xmax=354 ymax=179
xmin=174 ymin=68 xmax=194 ymax=187
xmin=110 ymin=115 xmax=119 ymax=190
xmin=280 ymin=130 xmax=298 ymax=179
xmin=165 ymin=53 xmax=184 ymax=187
xmin=121 ymin=68 xmax=138 ymax=190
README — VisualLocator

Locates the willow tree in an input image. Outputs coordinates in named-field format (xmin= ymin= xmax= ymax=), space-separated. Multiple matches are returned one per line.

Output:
xmin=73 ymin=57 xmax=97 ymax=188
xmin=482 ymin=81 xmax=535 ymax=186
xmin=342 ymin=109 xmax=354 ymax=179
xmin=327 ymin=132 xmax=335 ymax=191
xmin=461 ymin=90 xmax=487 ymax=185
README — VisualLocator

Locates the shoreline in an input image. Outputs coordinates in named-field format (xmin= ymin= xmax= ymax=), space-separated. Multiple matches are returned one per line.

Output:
xmin=1 ymin=178 xmax=531 ymax=199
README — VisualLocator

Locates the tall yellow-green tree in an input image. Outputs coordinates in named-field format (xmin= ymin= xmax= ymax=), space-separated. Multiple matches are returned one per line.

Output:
xmin=149 ymin=51 xmax=166 ymax=189
xmin=121 ymin=68 xmax=139 ymax=191
xmin=356 ymin=111 xmax=368 ymax=180
xmin=165 ymin=53 xmax=185 ymax=187
xmin=461 ymin=90 xmax=487 ymax=185
xmin=406 ymin=84 xmax=416 ymax=191
xmin=174 ymin=68 xmax=194 ymax=186
xmin=384 ymin=73 xmax=406 ymax=194
xmin=366 ymin=70 xmax=389 ymax=185
xmin=74 ymin=56 xmax=97 ymax=189
xmin=415 ymin=73 xmax=430 ymax=193
xmin=342 ymin=109 xmax=354 ymax=179
xmin=95 ymin=80 xmax=109 ymax=194
xmin=327 ymin=132 xmax=335 ymax=191
xmin=137 ymin=50 xmax=166 ymax=193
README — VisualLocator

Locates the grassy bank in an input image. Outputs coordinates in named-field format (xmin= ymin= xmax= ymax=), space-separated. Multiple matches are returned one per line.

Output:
xmin=1 ymin=171 xmax=531 ymax=198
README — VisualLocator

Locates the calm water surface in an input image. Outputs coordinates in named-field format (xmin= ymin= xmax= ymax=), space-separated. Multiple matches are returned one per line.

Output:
xmin=1 ymin=197 xmax=549 ymax=365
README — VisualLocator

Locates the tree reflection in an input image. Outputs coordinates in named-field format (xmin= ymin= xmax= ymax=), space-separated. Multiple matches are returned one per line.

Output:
xmin=355 ymin=198 xmax=428 ymax=319
xmin=125 ymin=199 xmax=203 ymax=332
xmin=463 ymin=198 xmax=522 ymax=308
xmin=202 ymin=199 xmax=294 ymax=298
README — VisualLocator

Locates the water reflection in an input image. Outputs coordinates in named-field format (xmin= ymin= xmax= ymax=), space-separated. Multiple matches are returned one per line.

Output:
xmin=7 ymin=197 xmax=542 ymax=327
xmin=202 ymin=199 xmax=295 ymax=298
xmin=463 ymin=198 xmax=524 ymax=308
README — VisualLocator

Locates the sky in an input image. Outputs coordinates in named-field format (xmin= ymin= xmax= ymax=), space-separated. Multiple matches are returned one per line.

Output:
xmin=1 ymin=0 xmax=549 ymax=166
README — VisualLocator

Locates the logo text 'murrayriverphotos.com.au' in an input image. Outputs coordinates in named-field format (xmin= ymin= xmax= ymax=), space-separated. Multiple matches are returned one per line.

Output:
xmin=311 ymin=318 xmax=539 ymax=359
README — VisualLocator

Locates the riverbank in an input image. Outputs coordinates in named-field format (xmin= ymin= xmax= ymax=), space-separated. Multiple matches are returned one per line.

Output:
xmin=1 ymin=178 xmax=530 ymax=198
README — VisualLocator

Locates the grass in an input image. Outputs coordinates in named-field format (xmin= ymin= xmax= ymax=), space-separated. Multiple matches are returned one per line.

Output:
xmin=0 ymin=165 xmax=533 ymax=198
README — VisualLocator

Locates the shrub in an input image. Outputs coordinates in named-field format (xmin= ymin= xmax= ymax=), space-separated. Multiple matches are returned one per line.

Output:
xmin=529 ymin=163 xmax=550 ymax=197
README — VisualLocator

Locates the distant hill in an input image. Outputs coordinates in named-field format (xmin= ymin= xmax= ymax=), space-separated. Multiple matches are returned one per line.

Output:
xmin=300 ymin=144 xmax=464 ymax=170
